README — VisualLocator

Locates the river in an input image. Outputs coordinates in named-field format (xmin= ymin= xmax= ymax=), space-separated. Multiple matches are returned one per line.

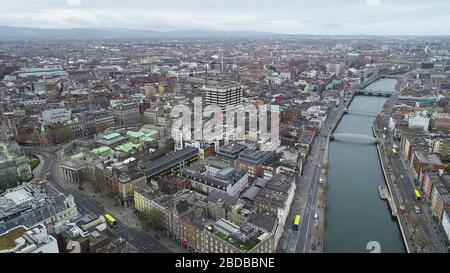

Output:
xmin=324 ymin=78 xmax=406 ymax=253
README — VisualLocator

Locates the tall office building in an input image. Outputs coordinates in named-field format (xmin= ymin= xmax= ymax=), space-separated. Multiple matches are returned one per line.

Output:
xmin=203 ymin=83 xmax=244 ymax=111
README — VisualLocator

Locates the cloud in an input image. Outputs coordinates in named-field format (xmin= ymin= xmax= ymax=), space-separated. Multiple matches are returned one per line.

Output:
xmin=366 ymin=0 xmax=382 ymax=6
xmin=66 ymin=0 xmax=81 ymax=6
xmin=0 ymin=0 xmax=448 ymax=35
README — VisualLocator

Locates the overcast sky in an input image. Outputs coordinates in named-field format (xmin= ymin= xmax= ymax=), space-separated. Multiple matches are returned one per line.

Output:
xmin=0 ymin=0 xmax=449 ymax=35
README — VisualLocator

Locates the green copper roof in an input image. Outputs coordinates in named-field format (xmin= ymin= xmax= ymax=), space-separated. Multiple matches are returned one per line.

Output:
xmin=141 ymin=136 xmax=154 ymax=142
xmin=126 ymin=130 xmax=158 ymax=141
xmin=115 ymin=142 xmax=141 ymax=153
xmin=126 ymin=131 xmax=145 ymax=138
xmin=103 ymin=132 xmax=121 ymax=140
xmin=70 ymin=152 xmax=84 ymax=160
xmin=92 ymin=146 xmax=112 ymax=155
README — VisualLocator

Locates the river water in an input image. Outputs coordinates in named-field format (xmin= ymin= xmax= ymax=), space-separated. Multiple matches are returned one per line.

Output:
xmin=323 ymin=78 xmax=406 ymax=253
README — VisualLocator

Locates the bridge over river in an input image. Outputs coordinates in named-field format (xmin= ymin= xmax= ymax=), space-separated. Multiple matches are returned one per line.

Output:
xmin=344 ymin=109 xmax=379 ymax=117
xmin=354 ymin=89 xmax=393 ymax=97
xmin=330 ymin=133 xmax=381 ymax=143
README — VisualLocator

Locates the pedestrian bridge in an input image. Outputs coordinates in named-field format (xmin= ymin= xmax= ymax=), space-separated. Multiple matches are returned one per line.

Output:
xmin=331 ymin=133 xmax=381 ymax=143
xmin=355 ymin=89 xmax=393 ymax=97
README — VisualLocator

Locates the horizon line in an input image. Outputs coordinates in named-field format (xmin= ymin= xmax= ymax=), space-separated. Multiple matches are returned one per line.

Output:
xmin=1 ymin=25 xmax=450 ymax=38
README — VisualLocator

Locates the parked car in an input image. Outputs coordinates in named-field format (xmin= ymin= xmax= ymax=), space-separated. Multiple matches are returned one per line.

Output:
xmin=414 ymin=206 xmax=421 ymax=214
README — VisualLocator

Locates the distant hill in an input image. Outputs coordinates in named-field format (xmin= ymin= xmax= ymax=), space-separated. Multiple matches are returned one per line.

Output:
xmin=0 ymin=25 xmax=284 ymax=40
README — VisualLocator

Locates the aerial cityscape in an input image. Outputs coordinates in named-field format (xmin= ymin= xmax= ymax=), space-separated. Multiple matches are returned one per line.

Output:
xmin=1 ymin=0 xmax=450 ymax=257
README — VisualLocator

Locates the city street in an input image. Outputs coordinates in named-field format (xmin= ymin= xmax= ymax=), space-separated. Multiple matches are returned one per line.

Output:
xmin=279 ymin=74 xmax=409 ymax=253
xmin=375 ymin=74 xmax=449 ymax=252
xmin=280 ymin=88 xmax=353 ymax=253
xmin=380 ymin=126 xmax=448 ymax=252
xmin=21 ymin=145 xmax=175 ymax=253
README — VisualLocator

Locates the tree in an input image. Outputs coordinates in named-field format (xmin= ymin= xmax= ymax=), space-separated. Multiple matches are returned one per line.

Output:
xmin=444 ymin=165 xmax=450 ymax=175
xmin=311 ymin=226 xmax=324 ymax=250
xmin=0 ymin=171 xmax=19 ymax=190
xmin=374 ymin=114 xmax=383 ymax=129
xmin=409 ymin=214 xmax=424 ymax=238
xmin=139 ymin=208 xmax=165 ymax=236
xmin=318 ymin=194 xmax=327 ymax=207
xmin=404 ymin=202 xmax=415 ymax=214
xmin=395 ymin=178 xmax=407 ymax=200
xmin=415 ymin=234 xmax=432 ymax=253
xmin=440 ymin=156 xmax=450 ymax=164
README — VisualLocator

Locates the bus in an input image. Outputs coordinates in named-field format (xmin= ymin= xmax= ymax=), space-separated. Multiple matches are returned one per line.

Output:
xmin=391 ymin=148 xmax=398 ymax=156
xmin=414 ymin=190 xmax=422 ymax=202
xmin=104 ymin=213 xmax=117 ymax=227
xmin=293 ymin=215 xmax=301 ymax=231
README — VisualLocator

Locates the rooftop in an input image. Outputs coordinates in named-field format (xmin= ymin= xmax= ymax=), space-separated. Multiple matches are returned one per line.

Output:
xmin=126 ymin=129 xmax=158 ymax=142
xmin=134 ymin=184 xmax=160 ymax=201
xmin=144 ymin=147 xmax=199 ymax=178
xmin=92 ymin=146 xmax=112 ymax=155
xmin=103 ymin=132 xmax=121 ymax=140
xmin=0 ymin=179 xmax=76 ymax=234
xmin=247 ymin=213 xmax=277 ymax=232
xmin=208 ymin=218 xmax=261 ymax=251
xmin=181 ymin=158 xmax=247 ymax=190
xmin=0 ymin=224 xmax=57 ymax=253
xmin=154 ymin=189 xmax=207 ymax=214
xmin=266 ymin=173 xmax=295 ymax=194
xmin=217 ymin=142 xmax=247 ymax=159
xmin=257 ymin=188 xmax=288 ymax=208
xmin=60 ymin=159 xmax=86 ymax=170
xmin=207 ymin=190 xmax=239 ymax=209
xmin=0 ymin=226 xmax=26 ymax=251
xmin=70 ymin=152 xmax=85 ymax=160
xmin=237 ymin=149 xmax=276 ymax=165
xmin=115 ymin=142 xmax=141 ymax=154
xmin=415 ymin=151 xmax=443 ymax=165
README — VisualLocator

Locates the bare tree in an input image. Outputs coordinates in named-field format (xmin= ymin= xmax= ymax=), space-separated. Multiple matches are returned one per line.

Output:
xmin=374 ymin=114 xmax=383 ymax=129
xmin=139 ymin=208 xmax=165 ymax=236
xmin=415 ymin=234 xmax=432 ymax=253
xmin=404 ymin=202 xmax=415 ymax=214
xmin=316 ymin=193 xmax=327 ymax=210
xmin=395 ymin=178 xmax=408 ymax=200
xmin=409 ymin=214 xmax=424 ymax=238
xmin=311 ymin=227 xmax=324 ymax=251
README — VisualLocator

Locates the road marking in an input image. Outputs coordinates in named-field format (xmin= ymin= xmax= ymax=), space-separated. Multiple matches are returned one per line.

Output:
xmin=303 ymin=167 xmax=320 ymax=253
